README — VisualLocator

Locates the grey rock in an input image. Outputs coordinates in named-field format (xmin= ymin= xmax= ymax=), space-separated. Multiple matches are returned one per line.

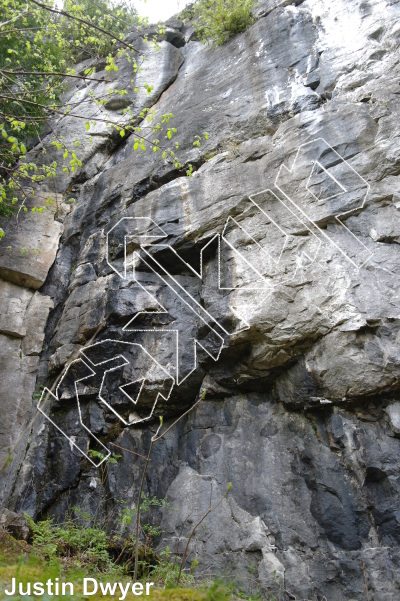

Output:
xmin=33 ymin=40 xmax=183 ymax=195
xmin=0 ymin=507 xmax=31 ymax=540
xmin=0 ymin=280 xmax=33 ymax=338
xmin=160 ymin=465 xmax=272 ymax=582
xmin=0 ymin=280 xmax=52 ymax=493
xmin=0 ymin=193 xmax=63 ymax=289
xmin=2 ymin=0 xmax=400 ymax=599
xmin=258 ymin=549 xmax=285 ymax=596
xmin=385 ymin=402 xmax=400 ymax=436
xmin=305 ymin=320 xmax=400 ymax=400
xmin=165 ymin=18 xmax=184 ymax=30
xmin=22 ymin=292 xmax=54 ymax=356
xmin=68 ymin=263 xmax=97 ymax=292
xmin=48 ymin=344 xmax=82 ymax=374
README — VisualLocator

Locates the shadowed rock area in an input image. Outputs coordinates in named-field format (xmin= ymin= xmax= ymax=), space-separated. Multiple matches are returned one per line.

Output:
xmin=1 ymin=0 xmax=400 ymax=598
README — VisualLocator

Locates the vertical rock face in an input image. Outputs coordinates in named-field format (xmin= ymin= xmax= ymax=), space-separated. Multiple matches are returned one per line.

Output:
xmin=1 ymin=0 xmax=400 ymax=598
xmin=0 ymin=280 xmax=53 ymax=486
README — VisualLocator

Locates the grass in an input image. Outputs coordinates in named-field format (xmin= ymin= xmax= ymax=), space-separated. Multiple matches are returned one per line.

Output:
xmin=0 ymin=531 xmax=237 ymax=601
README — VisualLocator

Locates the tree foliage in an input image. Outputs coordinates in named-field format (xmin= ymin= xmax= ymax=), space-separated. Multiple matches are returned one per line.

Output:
xmin=0 ymin=0 xmax=141 ymax=226
xmin=190 ymin=0 xmax=256 ymax=47
xmin=0 ymin=1 xmax=200 ymax=239
xmin=62 ymin=0 xmax=140 ymax=61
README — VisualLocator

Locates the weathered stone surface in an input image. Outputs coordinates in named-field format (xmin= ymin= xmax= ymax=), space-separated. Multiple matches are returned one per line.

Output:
xmin=161 ymin=465 xmax=272 ymax=562
xmin=27 ymin=39 xmax=184 ymax=196
xmin=1 ymin=0 xmax=400 ymax=599
xmin=258 ymin=549 xmax=285 ymax=597
xmin=385 ymin=401 xmax=400 ymax=436
xmin=0 ymin=280 xmax=53 ymax=501
xmin=0 ymin=335 xmax=39 ymax=472
xmin=305 ymin=322 xmax=400 ymax=399
xmin=22 ymin=293 xmax=54 ymax=356
xmin=0 ymin=280 xmax=33 ymax=338
xmin=0 ymin=507 xmax=31 ymax=540
xmin=0 ymin=195 xmax=63 ymax=289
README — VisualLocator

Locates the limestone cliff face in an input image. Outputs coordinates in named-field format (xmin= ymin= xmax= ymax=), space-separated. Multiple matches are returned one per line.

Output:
xmin=1 ymin=0 xmax=400 ymax=598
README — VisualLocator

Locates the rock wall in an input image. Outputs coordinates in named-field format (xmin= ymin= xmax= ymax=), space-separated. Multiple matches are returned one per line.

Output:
xmin=1 ymin=0 xmax=400 ymax=599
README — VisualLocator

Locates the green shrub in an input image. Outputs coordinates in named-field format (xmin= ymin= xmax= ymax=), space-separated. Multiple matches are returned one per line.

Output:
xmin=24 ymin=513 xmax=116 ymax=573
xmin=193 ymin=0 xmax=256 ymax=46
xmin=23 ymin=494 xmax=167 ymax=578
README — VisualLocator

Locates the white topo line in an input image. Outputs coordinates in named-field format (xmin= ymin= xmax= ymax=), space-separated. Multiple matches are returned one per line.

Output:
xmin=39 ymin=137 xmax=374 ymax=466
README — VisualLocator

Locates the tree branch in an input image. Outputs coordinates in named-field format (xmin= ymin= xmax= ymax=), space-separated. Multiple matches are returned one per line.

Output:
xmin=0 ymin=69 xmax=108 ymax=83
xmin=28 ymin=0 xmax=143 ymax=55
xmin=0 ymin=3 xmax=29 ymax=29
